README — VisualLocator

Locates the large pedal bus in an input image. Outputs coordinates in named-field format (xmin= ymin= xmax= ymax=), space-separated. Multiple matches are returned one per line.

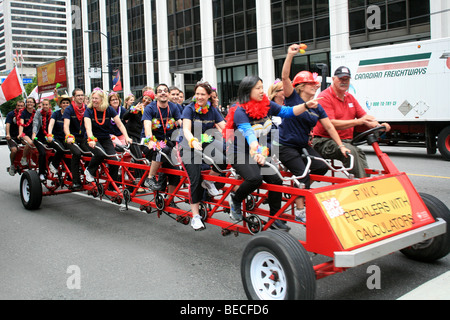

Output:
xmin=8 ymin=125 xmax=450 ymax=300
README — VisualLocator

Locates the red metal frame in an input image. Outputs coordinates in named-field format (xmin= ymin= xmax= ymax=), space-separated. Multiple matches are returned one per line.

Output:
xmin=10 ymin=138 xmax=437 ymax=280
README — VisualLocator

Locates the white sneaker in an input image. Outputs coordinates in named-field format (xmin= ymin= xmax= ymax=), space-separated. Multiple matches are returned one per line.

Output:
xmin=49 ymin=163 xmax=58 ymax=175
xmin=201 ymin=179 xmax=219 ymax=197
xmin=84 ymin=168 xmax=95 ymax=182
xmin=191 ymin=215 xmax=205 ymax=231
xmin=39 ymin=174 xmax=46 ymax=182
xmin=20 ymin=157 xmax=27 ymax=166
xmin=295 ymin=208 xmax=306 ymax=223
xmin=8 ymin=166 xmax=16 ymax=176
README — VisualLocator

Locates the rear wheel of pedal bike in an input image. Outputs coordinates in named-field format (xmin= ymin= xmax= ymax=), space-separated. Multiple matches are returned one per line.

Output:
xmin=20 ymin=170 xmax=43 ymax=210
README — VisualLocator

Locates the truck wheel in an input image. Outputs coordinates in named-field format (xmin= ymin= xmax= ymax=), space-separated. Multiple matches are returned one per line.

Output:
xmin=400 ymin=193 xmax=450 ymax=262
xmin=241 ymin=230 xmax=316 ymax=300
xmin=20 ymin=170 xmax=43 ymax=210
xmin=437 ymin=126 xmax=450 ymax=161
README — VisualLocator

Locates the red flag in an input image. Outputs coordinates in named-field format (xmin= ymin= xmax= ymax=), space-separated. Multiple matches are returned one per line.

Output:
xmin=0 ymin=67 xmax=24 ymax=105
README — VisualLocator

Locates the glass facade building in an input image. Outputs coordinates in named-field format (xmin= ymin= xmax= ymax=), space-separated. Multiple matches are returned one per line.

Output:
xmin=0 ymin=0 xmax=69 ymax=76
xmin=69 ymin=0 xmax=436 ymax=105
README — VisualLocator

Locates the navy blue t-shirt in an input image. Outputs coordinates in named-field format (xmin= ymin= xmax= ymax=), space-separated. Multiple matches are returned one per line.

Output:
xmin=20 ymin=108 xmax=35 ymax=137
xmin=141 ymin=101 xmax=181 ymax=141
xmin=279 ymin=90 xmax=328 ymax=148
xmin=182 ymin=102 xmax=224 ymax=139
xmin=232 ymin=101 xmax=284 ymax=153
xmin=84 ymin=106 xmax=118 ymax=139
xmin=110 ymin=105 xmax=127 ymax=137
xmin=5 ymin=110 xmax=20 ymax=138
xmin=51 ymin=110 xmax=66 ymax=140
xmin=63 ymin=104 xmax=86 ymax=138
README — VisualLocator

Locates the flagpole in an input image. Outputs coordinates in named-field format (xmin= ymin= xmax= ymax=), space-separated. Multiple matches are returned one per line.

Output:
xmin=20 ymin=51 xmax=25 ymax=99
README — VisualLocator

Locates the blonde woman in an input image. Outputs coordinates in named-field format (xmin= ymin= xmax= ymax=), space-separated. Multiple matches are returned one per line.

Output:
xmin=83 ymin=88 xmax=132 ymax=183
xmin=267 ymin=79 xmax=284 ymax=127
xmin=124 ymin=93 xmax=135 ymax=110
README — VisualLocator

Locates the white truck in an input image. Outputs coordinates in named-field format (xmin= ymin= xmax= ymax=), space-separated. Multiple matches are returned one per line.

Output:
xmin=332 ymin=37 xmax=450 ymax=161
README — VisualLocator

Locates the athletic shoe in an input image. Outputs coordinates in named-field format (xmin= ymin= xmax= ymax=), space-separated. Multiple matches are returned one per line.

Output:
xmin=144 ymin=176 xmax=158 ymax=189
xmin=191 ymin=215 xmax=205 ymax=231
xmin=229 ymin=194 xmax=243 ymax=221
xmin=295 ymin=208 xmax=306 ymax=223
xmin=84 ymin=168 xmax=95 ymax=183
xmin=39 ymin=174 xmax=46 ymax=182
xmin=49 ymin=163 xmax=58 ymax=175
xmin=271 ymin=220 xmax=291 ymax=231
xmin=201 ymin=180 xmax=219 ymax=197
xmin=20 ymin=157 xmax=27 ymax=166
xmin=8 ymin=166 xmax=15 ymax=176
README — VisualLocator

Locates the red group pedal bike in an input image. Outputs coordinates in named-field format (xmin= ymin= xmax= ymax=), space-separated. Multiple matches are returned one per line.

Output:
xmin=8 ymin=126 xmax=450 ymax=300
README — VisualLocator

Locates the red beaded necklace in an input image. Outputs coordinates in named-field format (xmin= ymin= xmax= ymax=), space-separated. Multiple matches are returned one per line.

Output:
xmin=18 ymin=108 xmax=36 ymax=128
xmin=93 ymin=107 xmax=106 ymax=126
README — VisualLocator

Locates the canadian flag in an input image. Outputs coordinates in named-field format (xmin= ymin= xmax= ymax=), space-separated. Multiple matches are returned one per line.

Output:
xmin=0 ymin=67 xmax=25 ymax=105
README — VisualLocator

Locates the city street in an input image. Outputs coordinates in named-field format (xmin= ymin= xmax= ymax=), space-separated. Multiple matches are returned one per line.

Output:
xmin=0 ymin=143 xmax=449 ymax=301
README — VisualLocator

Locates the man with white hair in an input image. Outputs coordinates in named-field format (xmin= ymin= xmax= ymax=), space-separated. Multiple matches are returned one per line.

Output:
xmin=312 ymin=66 xmax=391 ymax=178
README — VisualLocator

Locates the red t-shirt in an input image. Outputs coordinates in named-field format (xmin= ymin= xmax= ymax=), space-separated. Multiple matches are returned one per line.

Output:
xmin=313 ymin=86 xmax=366 ymax=140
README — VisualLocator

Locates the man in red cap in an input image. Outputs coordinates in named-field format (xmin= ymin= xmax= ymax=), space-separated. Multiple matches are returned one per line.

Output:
xmin=312 ymin=66 xmax=391 ymax=178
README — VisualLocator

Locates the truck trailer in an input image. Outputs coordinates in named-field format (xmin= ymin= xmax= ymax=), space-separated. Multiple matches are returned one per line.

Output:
xmin=332 ymin=37 xmax=450 ymax=160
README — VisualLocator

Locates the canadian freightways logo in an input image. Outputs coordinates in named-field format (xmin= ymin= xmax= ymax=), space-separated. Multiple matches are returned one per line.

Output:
xmin=357 ymin=53 xmax=431 ymax=74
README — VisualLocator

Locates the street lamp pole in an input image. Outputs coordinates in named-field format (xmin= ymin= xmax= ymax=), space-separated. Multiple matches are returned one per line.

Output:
xmin=85 ymin=29 xmax=112 ymax=90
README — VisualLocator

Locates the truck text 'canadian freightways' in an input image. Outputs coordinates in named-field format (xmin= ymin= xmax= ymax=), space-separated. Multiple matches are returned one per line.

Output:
xmin=332 ymin=37 xmax=450 ymax=160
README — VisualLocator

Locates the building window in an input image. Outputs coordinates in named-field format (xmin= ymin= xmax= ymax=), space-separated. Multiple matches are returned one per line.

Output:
xmin=167 ymin=0 xmax=201 ymax=70
xmin=348 ymin=0 xmax=430 ymax=46
xmin=270 ymin=0 xmax=330 ymax=53
xmin=217 ymin=63 xmax=257 ymax=106
xmin=213 ymin=0 xmax=257 ymax=62
xmin=274 ymin=52 xmax=330 ymax=83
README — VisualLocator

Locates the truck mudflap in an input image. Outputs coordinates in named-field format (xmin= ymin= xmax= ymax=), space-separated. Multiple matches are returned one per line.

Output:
xmin=334 ymin=218 xmax=446 ymax=268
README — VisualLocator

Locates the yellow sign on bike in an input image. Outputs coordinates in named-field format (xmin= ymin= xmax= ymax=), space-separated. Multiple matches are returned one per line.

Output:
xmin=315 ymin=177 xmax=425 ymax=250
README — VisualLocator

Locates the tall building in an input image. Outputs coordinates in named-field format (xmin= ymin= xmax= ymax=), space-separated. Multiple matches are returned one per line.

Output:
xmin=70 ymin=0 xmax=448 ymax=105
xmin=0 ymin=0 xmax=70 ymax=77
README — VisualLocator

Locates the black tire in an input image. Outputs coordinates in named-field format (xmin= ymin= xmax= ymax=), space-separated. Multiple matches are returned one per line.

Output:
xmin=400 ymin=193 xmax=450 ymax=262
xmin=241 ymin=230 xmax=316 ymax=300
xmin=437 ymin=126 xmax=450 ymax=161
xmin=20 ymin=170 xmax=43 ymax=210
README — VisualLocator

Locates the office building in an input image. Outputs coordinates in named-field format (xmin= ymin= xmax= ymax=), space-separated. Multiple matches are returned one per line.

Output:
xmin=0 ymin=0 xmax=70 ymax=77
xmin=69 ymin=0 xmax=448 ymax=105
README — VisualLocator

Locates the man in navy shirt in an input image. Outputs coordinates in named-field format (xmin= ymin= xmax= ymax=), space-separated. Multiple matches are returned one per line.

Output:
xmin=142 ymin=84 xmax=182 ymax=192
xmin=5 ymin=100 xmax=25 ymax=175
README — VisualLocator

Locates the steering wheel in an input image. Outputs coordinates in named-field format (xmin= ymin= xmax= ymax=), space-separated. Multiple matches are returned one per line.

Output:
xmin=351 ymin=126 xmax=387 ymax=146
